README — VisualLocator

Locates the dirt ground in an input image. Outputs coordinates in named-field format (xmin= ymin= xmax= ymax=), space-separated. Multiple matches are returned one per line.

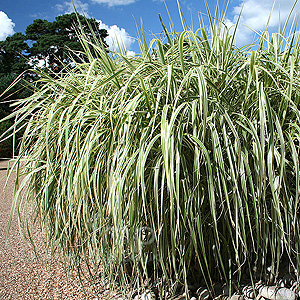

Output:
xmin=0 ymin=159 xmax=108 ymax=300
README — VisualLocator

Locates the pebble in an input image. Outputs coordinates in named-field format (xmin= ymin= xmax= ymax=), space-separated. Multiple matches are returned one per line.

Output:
xmin=259 ymin=286 xmax=277 ymax=299
xmin=242 ymin=285 xmax=255 ymax=298
xmin=213 ymin=296 xmax=229 ymax=300
xmin=133 ymin=278 xmax=298 ymax=300
xmin=173 ymin=292 xmax=187 ymax=300
xmin=276 ymin=280 xmax=285 ymax=288
xmin=275 ymin=288 xmax=296 ymax=300
xmin=133 ymin=290 xmax=154 ymax=300
xmin=230 ymin=294 xmax=244 ymax=300
xmin=259 ymin=286 xmax=296 ymax=300
xmin=196 ymin=287 xmax=210 ymax=300
xmin=291 ymin=282 xmax=300 ymax=297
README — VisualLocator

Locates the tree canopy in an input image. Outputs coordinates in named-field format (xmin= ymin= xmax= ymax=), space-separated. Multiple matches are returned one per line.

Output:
xmin=0 ymin=12 xmax=109 ymax=104
xmin=0 ymin=13 xmax=108 ymax=79
xmin=26 ymin=13 xmax=108 ymax=71
xmin=0 ymin=32 xmax=29 ymax=77
xmin=0 ymin=13 xmax=109 ymax=157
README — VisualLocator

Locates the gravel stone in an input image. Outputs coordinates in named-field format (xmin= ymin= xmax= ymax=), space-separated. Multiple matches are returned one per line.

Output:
xmin=0 ymin=160 xmax=110 ymax=299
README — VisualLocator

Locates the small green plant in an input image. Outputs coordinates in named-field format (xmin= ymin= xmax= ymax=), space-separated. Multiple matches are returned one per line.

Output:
xmin=4 ymin=1 xmax=300 ymax=298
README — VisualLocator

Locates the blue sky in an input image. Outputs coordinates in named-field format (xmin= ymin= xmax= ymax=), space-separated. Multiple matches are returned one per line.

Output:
xmin=0 ymin=0 xmax=299 ymax=54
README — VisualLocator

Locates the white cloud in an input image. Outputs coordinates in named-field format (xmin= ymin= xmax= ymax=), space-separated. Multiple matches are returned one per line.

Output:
xmin=56 ymin=0 xmax=90 ymax=16
xmin=98 ymin=20 xmax=135 ymax=53
xmin=55 ymin=2 xmax=136 ymax=53
xmin=0 ymin=11 xmax=15 ymax=41
xmin=226 ymin=0 xmax=300 ymax=45
xmin=126 ymin=50 xmax=136 ymax=57
xmin=92 ymin=0 xmax=137 ymax=7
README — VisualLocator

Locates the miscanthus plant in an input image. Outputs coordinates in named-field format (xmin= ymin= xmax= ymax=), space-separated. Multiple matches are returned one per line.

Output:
xmin=3 ymin=2 xmax=300 ymax=298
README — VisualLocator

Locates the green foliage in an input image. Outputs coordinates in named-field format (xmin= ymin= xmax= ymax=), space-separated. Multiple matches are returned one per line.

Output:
xmin=0 ymin=13 xmax=108 ymax=158
xmin=0 ymin=108 xmax=13 ymax=157
xmin=0 ymin=32 xmax=29 ymax=76
xmin=0 ymin=74 xmax=32 ymax=105
xmin=26 ymin=13 xmax=108 ymax=71
xmin=6 ymin=4 xmax=300 ymax=299
xmin=0 ymin=32 xmax=31 ymax=114
xmin=0 ymin=75 xmax=32 ymax=158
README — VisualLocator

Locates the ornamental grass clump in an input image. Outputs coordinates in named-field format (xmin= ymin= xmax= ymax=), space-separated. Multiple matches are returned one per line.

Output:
xmin=4 ymin=2 xmax=300 ymax=298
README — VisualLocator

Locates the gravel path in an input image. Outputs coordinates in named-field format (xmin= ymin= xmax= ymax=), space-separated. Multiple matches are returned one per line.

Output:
xmin=0 ymin=159 xmax=107 ymax=300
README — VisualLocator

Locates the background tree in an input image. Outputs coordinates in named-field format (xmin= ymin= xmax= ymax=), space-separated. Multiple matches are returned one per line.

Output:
xmin=0 ymin=33 xmax=31 ymax=157
xmin=26 ymin=13 xmax=108 ymax=71
xmin=0 ymin=32 xmax=30 ymax=111
xmin=0 ymin=13 xmax=109 ymax=157
xmin=0 ymin=32 xmax=29 ymax=77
